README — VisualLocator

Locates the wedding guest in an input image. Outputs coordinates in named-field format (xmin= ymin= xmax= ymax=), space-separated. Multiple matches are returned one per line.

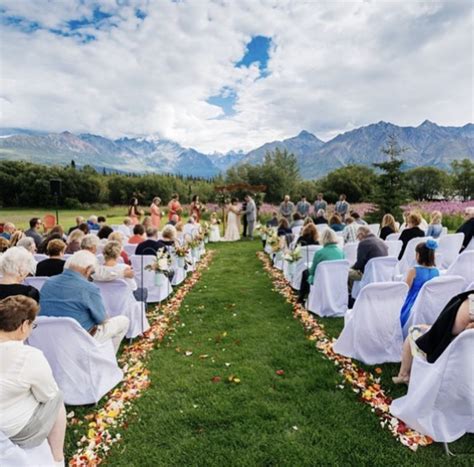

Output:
xmin=426 ymin=211 xmax=443 ymax=239
xmin=150 ymin=197 xmax=162 ymax=229
xmin=190 ymin=195 xmax=203 ymax=222
xmin=135 ymin=227 xmax=161 ymax=256
xmin=297 ymin=223 xmax=319 ymax=246
xmin=0 ymin=247 xmax=39 ymax=302
xmin=290 ymin=212 xmax=304 ymax=229
xmin=36 ymin=240 xmax=66 ymax=277
xmin=400 ymin=211 xmax=428 ymax=233
xmin=379 ymin=214 xmax=398 ymax=240
xmin=142 ymin=216 xmax=153 ymax=231
xmin=9 ymin=230 xmax=25 ymax=247
xmin=108 ymin=232 xmax=131 ymax=265
xmin=266 ymin=212 xmax=279 ymax=228
xmin=314 ymin=209 xmax=328 ymax=225
xmin=117 ymin=218 xmax=133 ymax=238
xmin=97 ymin=225 xmax=114 ymax=243
xmin=128 ymin=224 xmax=146 ymax=244
xmin=209 ymin=213 xmax=221 ymax=243
xmin=392 ymin=289 xmax=474 ymax=384
xmin=297 ymin=229 xmax=344 ymax=303
xmin=65 ymin=229 xmax=85 ymax=254
xmin=399 ymin=240 xmax=440 ymax=336
xmin=329 ymin=214 xmax=345 ymax=232
xmin=0 ymin=237 xmax=9 ymax=253
xmin=25 ymin=218 xmax=44 ymax=249
xmin=242 ymin=194 xmax=257 ymax=240
xmin=277 ymin=218 xmax=292 ymax=237
xmin=168 ymin=194 xmax=182 ymax=222
xmin=279 ymin=195 xmax=295 ymax=222
xmin=0 ymin=295 xmax=66 ymax=464
xmin=77 ymin=223 xmax=90 ymax=235
xmin=128 ymin=198 xmax=141 ymax=225
xmin=335 ymin=194 xmax=350 ymax=221
xmin=159 ymin=225 xmax=177 ymax=250
xmin=87 ymin=216 xmax=100 ymax=231
xmin=351 ymin=211 xmax=367 ymax=225
xmin=342 ymin=217 xmax=358 ymax=244
xmin=0 ymin=222 xmax=16 ymax=240
xmin=313 ymin=193 xmax=327 ymax=214
xmin=80 ymin=234 xmax=100 ymax=255
xmin=456 ymin=206 xmax=474 ymax=251
xmin=303 ymin=216 xmax=314 ymax=226
xmin=242 ymin=199 xmax=248 ymax=238
xmin=17 ymin=237 xmax=37 ymax=254
xmin=398 ymin=213 xmax=425 ymax=260
xmin=38 ymin=226 xmax=65 ymax=254
xmin=97 ymin=216 xmax=107 ymax=227
xmin=296 ymin=196 xmax=310 ymax=218
xmin=67 ymin=216 xmax=85 ymax=235
xmin=167 ymin=214 xmax=179 ymax=226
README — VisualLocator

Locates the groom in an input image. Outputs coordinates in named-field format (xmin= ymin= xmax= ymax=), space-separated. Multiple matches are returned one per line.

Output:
xmin=242 ymin=194 xmax=257 ymax=239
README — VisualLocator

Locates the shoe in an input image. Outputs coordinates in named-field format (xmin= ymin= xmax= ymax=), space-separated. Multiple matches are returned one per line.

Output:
xmin=392 ymin=375 xmax=409 ymax=385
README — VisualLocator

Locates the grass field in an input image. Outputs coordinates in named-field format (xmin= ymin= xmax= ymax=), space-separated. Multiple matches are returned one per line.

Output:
xmin=67 ymin=240 xmax=472 ymax=466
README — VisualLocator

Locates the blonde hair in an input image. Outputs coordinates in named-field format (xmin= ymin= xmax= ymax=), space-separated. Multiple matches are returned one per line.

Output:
xmin=321 ymin=229 xmax=339 ymax=246
xmin=68 ymin=229 xmax=85 ymax=244
xmin=102 ymin=241 xmax=122 ymax=261
xmin=9 ymin=231 xmax=25 ymax=247
xmin=162 ymin=225 xmax=177 ymax=240
xmin=381 ymin=214 xmax=398 ymax=232
xmin=408 ymin=212 xmax=422 ymax=227
xmin=108 ymin=231 xmax=124 ymax=245
xmin=430 ymin=211 xmax=442 ymax=225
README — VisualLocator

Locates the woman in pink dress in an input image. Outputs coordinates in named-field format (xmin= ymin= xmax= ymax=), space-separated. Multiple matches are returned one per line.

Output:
xmin=128 ymin=198 xmax=141 ymax=225
xmin=168 ymin=194 xmax=182 ymax=222
xmin=150 ymin=197 xmax=162 ymax=229
xmin=190 ymin=195 xmax=202 ymax=222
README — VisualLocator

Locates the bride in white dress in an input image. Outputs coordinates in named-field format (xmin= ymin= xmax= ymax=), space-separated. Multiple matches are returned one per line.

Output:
xmin=223 ymin=198 xmax=241 ymax=241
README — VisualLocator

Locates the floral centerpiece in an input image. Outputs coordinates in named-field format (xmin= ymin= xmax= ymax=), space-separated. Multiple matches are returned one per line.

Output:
xmin=283 ymin=245 xmax=302 ymax=278
xmin=173 ymin=244 xmax=190 ymax=268
xmin=188 ymin=236 xmax=203 ymax=259
xmin=145 ymin=248 xmax=172 ymax=285
xmin=255 ymin=224 xmax=273 ymax=240
xmin=201 ymin=222 xmax=210 ymax=243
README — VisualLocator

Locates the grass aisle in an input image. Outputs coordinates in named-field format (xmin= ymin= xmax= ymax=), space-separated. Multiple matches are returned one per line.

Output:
xmin=106 ymin=241 xmax=469 ymax=466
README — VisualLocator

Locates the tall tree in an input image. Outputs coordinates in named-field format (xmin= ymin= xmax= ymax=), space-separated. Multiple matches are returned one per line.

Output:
xmin=405 ymin=166 xmax=451 ymax=200
xmin=451 ymin=159 xmax=474 ymax=200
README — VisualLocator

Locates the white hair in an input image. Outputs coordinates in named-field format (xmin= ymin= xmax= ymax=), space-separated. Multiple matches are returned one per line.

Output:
xmin=162 ymin=225 xmax=177 ymax=240
xmin=321 ymin=229 xmax=340 ymax=246
xmin=81 ymin=234 xmax=100 ymax=251
xmin=466 ymin=207 xmax=474 ymax=218
xmin=88 ymin=215 xmax=98 ymax=223
xmin=65 ymin=250 xmax=98 ymax=270
xmin=0 ymin=246 xmax=37 ymax=277
xmin=17 ymin=237 xmax=36 ymax=253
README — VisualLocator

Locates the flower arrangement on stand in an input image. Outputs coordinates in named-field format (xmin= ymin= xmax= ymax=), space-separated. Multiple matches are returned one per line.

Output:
xmin=267 ymin=232 xmax=283 ymax=265
xmin=201 ymin=222 xmax=210 ymax=243
xmin=283 ymin=245 xmax=302 ymax=279
xmin=188 ymin=237 xmax=202 ymax=261
xmin=145 ymin=248 xmax=172 ymax=286
xmin=173 ymin=244 xmax=190 ymax=269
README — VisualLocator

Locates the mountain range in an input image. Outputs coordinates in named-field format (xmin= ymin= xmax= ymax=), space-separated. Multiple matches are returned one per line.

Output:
xmin=0 ymin=120 xmax=472 ymax=179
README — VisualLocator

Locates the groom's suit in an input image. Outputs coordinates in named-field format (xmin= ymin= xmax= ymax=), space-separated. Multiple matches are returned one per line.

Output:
xmin=244 ymin=199 xmax=257 ymax=239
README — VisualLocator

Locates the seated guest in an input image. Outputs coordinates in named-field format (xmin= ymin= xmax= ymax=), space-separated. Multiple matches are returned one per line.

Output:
xmin=80 ymin=234 xmax=100 ymax=255
xmin=65 ymin=229 xmax=85 ymax=254
xmin=393 ymin=289 xmax=474 ymax=384
xmin=97 ymin=216 xmax=107 ymax=227
xmin=456 ymin=206 xmax=474 ymax=251
xmin=67 ymin=216 xmax=85 ymax=235
xmin=77 ymin=222 xmax=90 ymax=235
xmin=25 ymin=218 xmax=44 ymax=249
xmin=303 ymin=216 xmax=314 ymax=227
xmin=0 ymin=237 xmax=9 ymax=253
xmin=0 ymin=295 xmax=66 ymax=464
xmin=9 ymin=230 xmax=25 ymax=247
xmin=398 ymin=212 xmax=425 ymax=260
xmin=128 ymin=224 xmax=146 ymax=244
xmin=0 ymin=247 xmax=39 ymax=302
xmin=108 ymin=232 xmax=131 ymax=265
xmin=400 ymin=211 xmax=428 ymax=233
xmin=314 ymin=209 xmax=328 ymax=225
xmin=426 ymin=211 xmax=443 ymax=239
xmin=298 ymin=229 xmax=345 ymax=303
xmin=167 ymin=214 xmax=179 ymax=226
xmin=379 ymin=214 xmax=398 ymax=240
xmin=400 ymin=240 xmax=439 ymax=335
xmin=17 ymin=237 xmax=37 ymax=254
xmin=97 ymin=225 xmax=114 ymax=245
xmin=142 ymin=216 xmax=153 ymax=231
xmin=117 ymin=218 xmax=133 ymax=238
xmin=266 ymin=212 xmax=279 ymax=228
xmin=159 ymin=225 xmax=178 ymax=251
xmin=36 ymin=239 xmax=66 ymax=277
xmin=342 ymin=217 xmax=358 ymax=244
xmin=297 ymin=223 xmax=319 ymax=246
xmin=277 ymin=218 xmax=292 ymax=237
xmin=0 ymin=222 xmax=16 ymax=240
xmin=39 ymin=251 xmax=129 ymax=353
xmin=290 ymin=212 xmax=304 ymax=229
xmin=38 ymin=225 xmax=66 ymax=254
xmin=348 ymin=226 xmax=388 ymax=295
xmin=351 ymin=211 xmax=367 ymax=225
xmin=135 ymin=227 xmax=162 ymax=256
xmin=87 ymin=216 xmax=100 ymax=231
xmin=329 ymin=214 xmax=345 ymax=232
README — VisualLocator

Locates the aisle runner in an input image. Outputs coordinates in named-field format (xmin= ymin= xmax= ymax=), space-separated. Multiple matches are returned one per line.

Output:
xmin=69 ymin=251 xmax=215 ymax=466
xmin=257 ymin=252 xmax=432 ymax=452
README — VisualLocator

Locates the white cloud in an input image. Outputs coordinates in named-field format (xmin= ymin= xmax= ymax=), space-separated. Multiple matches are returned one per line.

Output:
xmin=0 ymin=0 xmax=472 ymax=153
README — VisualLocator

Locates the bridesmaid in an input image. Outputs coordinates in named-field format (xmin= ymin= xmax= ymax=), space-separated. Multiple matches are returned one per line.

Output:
xmin=128 ymin=197 xmax=141 ymax=225
xmin=190 ymin=195 xmax=202 ymax=222
xmin=150 ymin=197 xmax=162 ymax=229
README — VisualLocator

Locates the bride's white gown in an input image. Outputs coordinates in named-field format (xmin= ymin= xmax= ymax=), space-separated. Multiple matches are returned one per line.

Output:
xmin=224 ymin=209 xmax=241 ymax=241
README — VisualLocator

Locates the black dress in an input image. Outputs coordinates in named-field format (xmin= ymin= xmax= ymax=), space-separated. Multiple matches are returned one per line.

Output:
xmin=0 ymin=284 xmax=40 ymax=302
xmin=36 ymin=258 xmax=65 ymax=277
xmin=416 ymin=290 xmax=473 ymax=363
xmin=456 ymin=218 xmax=474 ymax=250
xmin=379 ymin=226 xmax=395 ymax=241
xmin=398 ymin=227 xmax=425 ymax=260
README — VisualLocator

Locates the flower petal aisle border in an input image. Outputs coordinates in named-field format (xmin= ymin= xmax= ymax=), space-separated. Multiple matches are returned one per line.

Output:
xmin=69 ymin=251 xmax=215 ymax=466
xmin=257 ymin=252 xmax=432 ymax=452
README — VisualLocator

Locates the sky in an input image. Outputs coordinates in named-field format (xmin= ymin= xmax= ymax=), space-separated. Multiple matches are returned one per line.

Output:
xmin=0 ymin=0 xmax=472 ymax=153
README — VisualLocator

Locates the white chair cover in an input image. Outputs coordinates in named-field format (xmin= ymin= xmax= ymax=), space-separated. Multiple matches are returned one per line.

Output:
xmin=290 ymin=245 xmax=322 ymax=290
xmin=27 ymin=316 xmax=123 ymax=405
xmin=402 ymin=275 xmax=466 ymax=337
xmin=315 ymin=224 xmax=329 ymax=234
xmin=0 ymin=432 xmax=54 ymax=467
xmin=386 ymin=233 xmax=400 ymax=242
xmin=170 ymin=255 xmax=187 ymax=286
xmin=23 ymin=276 xmax=48 ymax=291
xmin=183 ymin=223 xmax=199 ymax=239
xmin=343 ymin=243 xmax=358 ymax=266
xmin=123 ymin=243 xmax=137 ymax=256
xmin=437 ymin=233 xmax=465 ymax=269
xmin=95 ymin=280 xmax=150 ymax=338
xmin=352 ymin=256 xmax=398 ymax=299
xmin=33 ymin=254 xmax=48 ymax=262
xmin=333 ymin=282 xmax=408 ymax=364
xmin=398 ymin=236 xmax=428 ymax=275
xmin=440 ymin=226 xmax=448 ymax=237
xmin=117 ymin=225 xmax=132 ymax=238
xmin=289 ymin=226 xmax=303 ymax=249
xmin=466 ymin=281 xmax=474 ymax=292
xmin=368 ymin=223 xmax=380 ymax=236
xmin=465 ymin=237 xmax=474 ymax=251
xmin=390 ymin=329 xmax=474 ymax=442
xmin=385 ymin=240 xmax=403 ymax=259
xmin=130 ymin=255 xmax=173 ymax=303
xmin=307 ymin=260 xmax=349 ymax=317
xmin=442 ymin=250 xmax=474 ymax=287
xmin=273 ymin=251 xmax=284 ymax=270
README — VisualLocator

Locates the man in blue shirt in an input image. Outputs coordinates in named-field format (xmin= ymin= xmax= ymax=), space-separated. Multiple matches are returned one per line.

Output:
xmin=40 ymin=250 xmax=129 ymax=353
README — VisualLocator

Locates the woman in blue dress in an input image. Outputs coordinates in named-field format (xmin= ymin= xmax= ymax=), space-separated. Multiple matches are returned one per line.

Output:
xmin=400 ymin=239 xmax=440 ymax=336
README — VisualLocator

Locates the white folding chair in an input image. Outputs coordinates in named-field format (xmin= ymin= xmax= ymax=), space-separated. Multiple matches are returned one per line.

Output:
xmin=386 ymin=233 xmax=400 ymax=242
xmin=130 ymin=255 xmax=172 ymax=303
xmin=289 ymin=226 xmax=303 ymax=249
xmin=315 ymin=224 xmax=329 ymax=235
xmin=440 ymin=226 xmax=448 ymax=237
xmin=95 ymin=280 xmax=150 ymax=339
xmin=27 ymin=316 xmax=123 ymax=405
xmin=333 ymin=282 xmax=408 ymax=364
xmin=437 ymin=233 xmax=464 ymax=269
xmin=307 ymin=260 xmax=349 ymax=317
xmin=23 ymin=276 xmax=48 ymax=291
xmin=385 ymin=240 xmax=403 ymax=259
xmin=465 ymin=281 xmax=474 ymax=292
xmin=465 ymin=237 xmax=474 ymax=251
xmin=343 ymin=243 xmax=358 ymax=266
xmin=402 ymin=275 xmax=466 ymax=337
xmin=352 ymin=256 xmax=398 ymax=299
xmin=123 ymin=243 xmax=137 ymax=256
xmin=33 ymin=254 xmax=48 ymax=263
xmin=368 ymin=223 xmax=380 ymax=236
xmin=290 ymin=245 xmax=322 ymax=290
xmin=170 ymin=254 xmax=187 ymax=286
xmin=398 ymin=236 xmax=427 ymax=275
xmin=441 ymin=250 xmax=474 ymax=287
xmin=0 ymin=431 xmax=54 ymax=467
xmin=391 ymin=329 xmax=474 ymax=443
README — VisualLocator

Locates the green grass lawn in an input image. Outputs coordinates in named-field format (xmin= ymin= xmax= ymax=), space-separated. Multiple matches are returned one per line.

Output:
xmin=88 ymin=240 xmax=471 ymax=466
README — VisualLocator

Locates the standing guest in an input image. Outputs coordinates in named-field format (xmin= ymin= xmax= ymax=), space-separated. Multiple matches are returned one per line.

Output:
xmin=0 ymin=237 xmax=9 ymax=253
xmin=39 ymin=251 xmax=129 ymax=353
xmin=168 ymin=194 xmax=182 ymax=222
xmin=68 ymin=216 xmax=85 ymax=235
xmin=398 ymin=213 xmax=425 ymax=260
xmin=399 ymin=240 xmax=440 ymax=335
xmin=0 ymin=222 xmax=16 ymax=240
xmin=128 ymin=224 xmax=146 ymax=245
xmin=65 ymin=229 xmax=85 ymax=254
xmin=314 ymin=209 xmax=328 ymax=225
xmin=242 ymin=194 xmax=257 ymax=240
xmin=86 ymin=216 xmax=100 ymax=231
xmin=342 ymin=217 xmax=359 ymax=244
xmin=426 ymin=211 xmax=443 ymax=239
xmin=277 ymin=218 xmax=292 ymax=237
xmin=241 ymin=199 xmax=248 ymax=238
xmin=108 ymin=232 xmax=131 ymax=265
xmin=313 ymin=193 xmax=327 ymax=215
xmin=36 ymin=240 xmax=66 ymax=277
xmin=297 ymin=223 xmax=319 ymax=246
xmin=128 ymin=198 xmax=141 ymax=225
xmin=17 ymin=237 xmax=37 ymax=254
xmin=266 ymin=212 xmax=279 ymax=228
xmin=279 ymin=195 xmax=295 ymax=222
xmin=329 ymin=214 xmax=345 ymax=232
xmin=335 ymin=194 xmax=350 ymax=221
xmin=291 ymin=212 xmax=304 ymax=229
xmin=379 ymin=214 xmax=398 ymax=240
xmin=9 ymin=230 xmax=25 ymax=247
xmin=0 ymin=247 xmax=39 ymax=302
xmin=0 ymin=295 xmax=66 ymax=465
xmin=25 ymin=218 xmax=44 ymax=249
xmin=150 ymin=197 xmax=162 ymax=229
xmin=348 ymin=226 xmax=388 ymax=295
xmin=351 ymin=212 xmax=367 ymax=225
xmin=457 ymin=207 xmax=474 ymax=251
xmin=298 ymin=229 xmax=344 ymax=303
xmin=190 ymin=195 xmax=203 ymax=223
xmin=296 ymin=196 xmax=310 ymax=218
